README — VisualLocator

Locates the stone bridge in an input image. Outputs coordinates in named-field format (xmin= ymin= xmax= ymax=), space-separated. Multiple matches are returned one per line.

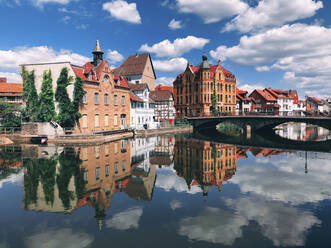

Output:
xmin=188 ymin=116 xmax=331 ymax=133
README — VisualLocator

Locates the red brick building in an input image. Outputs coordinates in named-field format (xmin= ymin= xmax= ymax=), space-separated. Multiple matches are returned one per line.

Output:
xmin=174 ymin=54 xmax=236 ymax=117
xmin=249 ymin=89 xmax=279 ymax=115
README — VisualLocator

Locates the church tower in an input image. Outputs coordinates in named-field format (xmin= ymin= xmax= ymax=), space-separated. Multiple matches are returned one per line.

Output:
xmin=92 ymin=40 xmax=104 ymax=66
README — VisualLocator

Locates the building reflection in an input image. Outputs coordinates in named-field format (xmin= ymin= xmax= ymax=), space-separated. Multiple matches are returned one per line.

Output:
xmin=275 ymin=123 xmax=331 ymax=141
xmin=174 ymin=138 xmax=237 ymax=196
xmin=21 ymin=138 xmax=159 ymax=230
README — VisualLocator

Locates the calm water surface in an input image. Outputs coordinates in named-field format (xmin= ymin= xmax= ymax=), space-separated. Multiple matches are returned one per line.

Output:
xmin=0 ymin=127 xmax=331 ymax=247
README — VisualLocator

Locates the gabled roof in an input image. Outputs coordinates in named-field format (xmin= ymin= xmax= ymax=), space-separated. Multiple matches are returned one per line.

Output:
xmin=309 ymin=97 xmax=323 ymax=105
xmin=252 ymin=89 xmax=277 ymax=101
xmin=130 ymin=92 xmax=144 ymax=102
xmin=71 ymin=64 xmax=98 ymax=83
xmin=113 ymin=75 xmax=129 ymax=88
xmin=149 ymin=90 xmax=173 ymax=102
xmin=155 ymin=85 xmax=174 ymax=94
xmin=114 ymin=53 xmax=156 ymax=79
xmin=128 ymin=82 xmax=149 ymax=91
xmin=265 ymin=88 xmax=294 ymax=99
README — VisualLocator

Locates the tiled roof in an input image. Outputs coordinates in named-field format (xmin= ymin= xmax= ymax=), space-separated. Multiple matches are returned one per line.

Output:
xmin=71 ymin=65 xmax=98 ymax=82
xmin=128 ymin=82 xmax=149 ymax=91
xmin=0 ymin=82 xmax=23 ymax=93
xmin=265 ymin=88 xmax=294 ymax=99
xmin=114 ymin=53 xmax=156 ymax=79
xmin=149 ymin=90 xmax=173 ymax=102
xmin=130 ymin=92 xmax=144 ymax=102
xmin=114 ymin=75 xmax=130 ymax=88
xmin=310 ymin=97 xmax=323 ymax=105
xmin=176 ymin=63 xmax=235 ymax=80
xmin=255 ymin=89 xmax=277 ymax=101
xmin=155 ymin=85 xmax=174 ymax=94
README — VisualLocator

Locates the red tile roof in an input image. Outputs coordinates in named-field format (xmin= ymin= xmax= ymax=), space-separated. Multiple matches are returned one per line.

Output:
xmin=114 ymin=53 xmax=156 ymax=79
xmin=128 ymin=82 xmax=149 ymax=91
xmin=130 ymin=92 xmax=144 ymax=102
xmin=310 ymin=97 xmax=323 ymax=105
xmin=0 ymin=82 xmax=23 ymax=94
xmin=149 ymin=90 xmax=173 ymax=102
xmin=71 ymin=65 xmax=98 ymax=82
xmin=155 ymin=85 xmax=174 ymax=94
xmin=255 ymin=89 xmax=277 ymax=101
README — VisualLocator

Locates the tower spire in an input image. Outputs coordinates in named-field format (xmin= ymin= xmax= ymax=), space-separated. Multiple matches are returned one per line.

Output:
xmin=92 ymin=40 xmax=104 ymax=66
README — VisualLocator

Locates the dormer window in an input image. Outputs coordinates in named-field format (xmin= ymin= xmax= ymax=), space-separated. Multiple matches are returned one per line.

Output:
xmin=104 ymin=75 xmax=109 ymax=83
xmin=88 ymin=72 xmax=93 ymax=81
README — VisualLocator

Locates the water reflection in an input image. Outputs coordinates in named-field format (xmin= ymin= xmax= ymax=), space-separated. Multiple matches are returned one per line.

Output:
xmin=275 ymin=122 xmax=331 ymax=141
xmin=0 ymin=132 xmax=331 ymax=247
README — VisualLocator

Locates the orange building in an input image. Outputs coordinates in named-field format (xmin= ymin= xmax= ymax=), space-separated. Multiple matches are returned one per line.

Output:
xmin=174 ymin=138 xmax=237 ymax=196
xmin=21 ymin=40 xmax=131 ymax=134
xmin=0 ymin=77 xmax=22 ymax=104
xmin=173 ymin=54 xmax=237 ymax=117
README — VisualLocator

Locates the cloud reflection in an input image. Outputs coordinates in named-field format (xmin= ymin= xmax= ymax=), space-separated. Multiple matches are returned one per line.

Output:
xmin=106 ymin=206 xmax=143 ymax=231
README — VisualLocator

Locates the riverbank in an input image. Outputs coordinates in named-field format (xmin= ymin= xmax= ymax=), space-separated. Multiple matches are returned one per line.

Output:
xmin=3 ymin=126 xmax=192 ymax=145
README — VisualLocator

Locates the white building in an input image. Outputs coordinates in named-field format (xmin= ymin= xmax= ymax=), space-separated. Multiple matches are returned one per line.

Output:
xmin=264 ymin=88 xmax=295 ymax=116
xmin=130 ymin=137 xmax=157 ymax=173
xmin=129 ymin=83 xmax=158 ymax=130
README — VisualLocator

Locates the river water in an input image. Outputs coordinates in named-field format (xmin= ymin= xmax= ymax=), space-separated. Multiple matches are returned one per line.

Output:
xmin=0 ymin=125 xmax=331 ymax=248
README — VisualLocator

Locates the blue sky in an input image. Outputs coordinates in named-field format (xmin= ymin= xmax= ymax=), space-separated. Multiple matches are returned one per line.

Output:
xmin=0 ymin=0 xmax=331 ymax=98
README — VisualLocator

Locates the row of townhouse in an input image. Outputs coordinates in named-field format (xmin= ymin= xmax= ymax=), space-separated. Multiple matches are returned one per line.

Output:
xmin=20 ymin=40 xmax=176 ymax=133
xmin=236 ymin=87 xmax=330 ymax=116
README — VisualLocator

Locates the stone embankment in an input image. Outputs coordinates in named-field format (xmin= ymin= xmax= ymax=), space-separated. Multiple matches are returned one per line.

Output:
xmin=5 ymin=126 xmax=192 ymax=145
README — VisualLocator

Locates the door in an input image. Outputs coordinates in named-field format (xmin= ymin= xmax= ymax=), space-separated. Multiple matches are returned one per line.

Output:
xmin=120 ymin=114 xmax=126 ymax=129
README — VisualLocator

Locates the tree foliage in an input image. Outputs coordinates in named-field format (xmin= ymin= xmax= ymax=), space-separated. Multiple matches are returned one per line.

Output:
xmin=72 ymin=76 xmax=85 ymax=125
xmin=37 ymin=70 xmax=56 ymax=122
xmin=55 ymin=68 xmax=75 ymax=128
xmin=0 ymin=101 xmax=22 ymax=127
xmin=21 ymin=66 xmax=39 ymax=121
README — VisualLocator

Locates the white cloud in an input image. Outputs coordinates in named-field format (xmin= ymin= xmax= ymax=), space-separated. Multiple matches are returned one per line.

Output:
xmin=231 ymin=153 xmax=331 ymax=205
xmin=0 ymin=172 xmax=23 ymax=189
xmin=75 ymin=24 xmax=88 ymax=30
xmin=106 ymin=49 xmax=124 ymax=64
xmin=168 ymin=19 xmax=183 ymax=30
xmin=106 ymin=206 xmax=143 ymax=230
xmin=31 ymin=0 xmax=73 ymax=8
xmin=224 ymin=0 xmax=323 ymax=33
xmin=26 ymin=228 xmax=94 ymax=248
xmin=0 ymin=72 xmax=22 ymax=83
xmin=60 ymin=15 xmax=71 ymax=24
xmin=139 ymin=36 xmax=209 ymax=58
xmin=237 ymin=82 xmax=264 ymax=94
xmin=179 ymin=207 xmax=248 ymax=245
xmin=210 ymin=23 xmax=331 ymax=97
xmin=0 ymin=46 xmax=90 ymax=70
xmin=153 ymin=57 xmax=187 ymax=73
xmin=170 ymin=200 xmax=183 ymax=210
xmin=176 ymin=0 xmax=248 ymax=24
xmin=156 ymin=167 xmax=202 ymax=194
xmin=103 ymin=0 xmax=141 ymax=24
xmin=226 ymin=196 xmax=321 ymax=247
xmin=157 ymin=77 xmax=175 ymax=86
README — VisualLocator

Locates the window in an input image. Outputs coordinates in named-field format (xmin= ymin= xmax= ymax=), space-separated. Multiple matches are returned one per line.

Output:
xmin=122 ymin=160 xmax=126 ymax=171
xmin=114 ymin=162 xmax=118 ymax=174
xmin=96 ymin=168 xmax=100 ymax=180
xmin=121 ymin=96 xmax=125 ymax=106
xmin=104 ymin=94 xmax=108 ymax=105
xmin=105 ymin=145 xmax=109 ymax=156
xmin=83 ymin=171 xmax=88 ymax=182
xmin=114 ymin=114 xmax=118 ymax=126
xmin=82 ymin=94 xmax=87 ymax=104
xmin=135 ymin=80 xmax=139 ymax=84
xmin=105 ymin=114 xmax=109 ymax=127
xmin=94 ymin=93 xmax=99 ymax=105
xmin=82 ymin=114 xmax=87 ymax=128
xmin=114 ymin=95 xmax=118 ymax=105
xmin=104 ymin=75 xmax=109 ymax=83
xmin=105 ymin=165 xmax=109 ymax=177
xmin=95 ymin=146 xmax=100 ymax=158
xmin=95 ymin=114 xmax=99 ymax=127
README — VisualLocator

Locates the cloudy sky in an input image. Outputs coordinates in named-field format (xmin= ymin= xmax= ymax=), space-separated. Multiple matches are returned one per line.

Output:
xmin=0 ymin=0 xmax=330 ymax=98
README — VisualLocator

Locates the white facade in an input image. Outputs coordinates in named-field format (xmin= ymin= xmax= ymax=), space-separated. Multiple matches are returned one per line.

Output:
xmin=293 ymin=101 xmax=306 ymax=116
xmin=126 ymin=75 xmax=142 ymax=84
xmin=130 ymin=86 xmax=158 ymax=130
xmin=130 ymin=137 xmax=157 ymax=173
xmin=278 ymin=98 xmax=294 ymax=115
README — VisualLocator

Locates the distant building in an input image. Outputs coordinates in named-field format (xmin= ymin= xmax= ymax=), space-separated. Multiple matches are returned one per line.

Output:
xmin=20 ymin=40 xmax=131 ymax=133
xmin=149 ymin=89 xmax=175 ymax=124
xmin=114 ymin=53 xmax=156 ymax=90
xmin=0 ymin=77 xmax=22 ymax=104
xmin=264 ymin=88 xmax=295 ymax=116
xmin=155 ymin=85 xmax=174 ymax=94
xmin=173 ymin=54 xmax=237 ymax=117
xmin=236 ymin=88 xmax=253 ymax=114
xmin=306 ymin=96 xmax=324 ymax=113
xmin=128 ymin=83 xmax=157 ymax=130
xmin=249 ymin=89 xmax=279 ymax=115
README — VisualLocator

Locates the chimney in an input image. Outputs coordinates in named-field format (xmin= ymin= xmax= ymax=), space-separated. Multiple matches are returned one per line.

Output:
xmin=0 ymin=77 xmax=7 ymax=83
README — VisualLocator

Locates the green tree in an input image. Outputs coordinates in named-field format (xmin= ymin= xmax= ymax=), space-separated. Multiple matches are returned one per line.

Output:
xmin=21 ymin=66 xmax=39 ymax=121
xmin=72 ymin=76 xmax=85 ymax=125
xmin=37 ymin=70 xmax=56 ymax=122
xmin=0 ymin=101 xmax=22 ymax=127
xmin=55 ymin=68 xmax=75 ymax=128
